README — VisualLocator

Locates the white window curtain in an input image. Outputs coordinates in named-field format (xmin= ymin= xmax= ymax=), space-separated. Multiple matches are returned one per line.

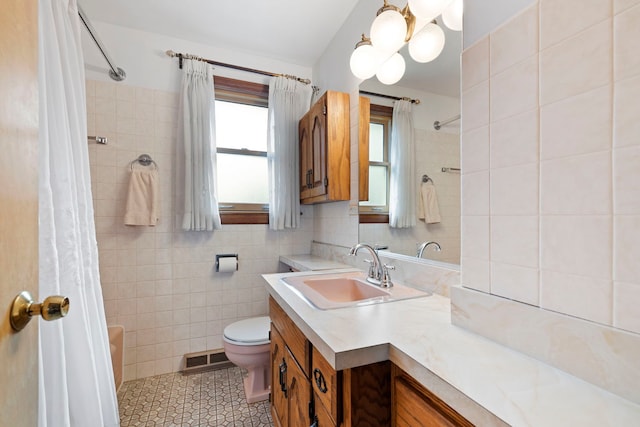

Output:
xmin=178 ymin=59 xmax=222 ymax=231
xmin=38 ymin=0 xmax=119 ymax=426
xmin=389 ymin=100 xmax=416 ymax=228
xmin=267 ymin=76 xmax=312 ymax=230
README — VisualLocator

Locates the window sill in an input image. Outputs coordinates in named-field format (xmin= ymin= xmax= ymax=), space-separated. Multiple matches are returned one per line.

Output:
xmin=359 ymin=213 xmax=389 ymax=224
xmin=220 ymin=212 xmax=269 ymax=225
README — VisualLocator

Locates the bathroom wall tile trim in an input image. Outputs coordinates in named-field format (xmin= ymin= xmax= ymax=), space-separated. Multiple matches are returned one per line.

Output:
xmin=452 ymin=285 xmax=640 ymax=404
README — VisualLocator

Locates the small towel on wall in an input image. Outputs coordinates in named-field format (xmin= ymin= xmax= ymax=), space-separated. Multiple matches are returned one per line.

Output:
xmin=124 ymin=167 xmax=160 ymax=226
xmin=418 ymin=181 xmax=441 ymax=224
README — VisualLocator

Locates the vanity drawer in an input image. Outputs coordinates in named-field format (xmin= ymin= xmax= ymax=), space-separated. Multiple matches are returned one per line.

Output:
xmin=312 ymin=346 xmax=341 ymax=424
xmin=269 ymin=296 xmax=311 ymax=377
xmin=313 ymin=391 xmax=337 ymax=427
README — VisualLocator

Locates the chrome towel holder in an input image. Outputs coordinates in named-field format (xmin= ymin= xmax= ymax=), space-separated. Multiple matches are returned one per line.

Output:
xmin=130 ymin=154 xmax=158 ymax=170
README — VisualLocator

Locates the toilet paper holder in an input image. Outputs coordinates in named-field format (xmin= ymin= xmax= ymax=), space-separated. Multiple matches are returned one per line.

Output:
xmin=216 ymin=253 xmax=238 ymax=272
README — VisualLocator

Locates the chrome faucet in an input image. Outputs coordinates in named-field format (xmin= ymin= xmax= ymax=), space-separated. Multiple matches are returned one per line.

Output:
xmin=417 ymin=241 xmax=441 ymax=259
xmin=348 ymin=243 xmax=394 ymax=288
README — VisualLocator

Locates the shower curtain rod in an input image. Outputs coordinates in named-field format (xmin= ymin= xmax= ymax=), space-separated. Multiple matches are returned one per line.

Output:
xmin=77 ymin=5 xmax=126 ymax=81
xmin=359 ymin=90 xmax=420 ymax=105
xmin=433 ymin=114 xmax=460 ymax=130
xmin=165 ymin=50 xmax=312 ymax=85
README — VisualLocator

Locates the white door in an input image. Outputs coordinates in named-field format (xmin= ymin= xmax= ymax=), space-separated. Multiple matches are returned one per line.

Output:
xmin=0 ymin=0 xmax=40 ymax=425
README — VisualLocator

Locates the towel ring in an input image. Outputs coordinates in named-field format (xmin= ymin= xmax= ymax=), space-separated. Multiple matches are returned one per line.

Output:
xmin=130 ymin=154 xmax=158 ymax=170
xmin=422 ymin=174 xmax=433 ymax=183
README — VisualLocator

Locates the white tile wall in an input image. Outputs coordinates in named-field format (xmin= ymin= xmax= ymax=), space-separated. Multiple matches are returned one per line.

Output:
xmin=615 ymin=0 xmax=640 ymax=14
xmin=459 ymin=0 xmax=640 ymax=334
xmin=490 ymin=3 xmax=538 ymax=76
xmin=539 ymin=0 xmax=611 ymax=50
xmin=87 ymin=79 xmax=313 ymax=380
xmin=540 ymin=85 xmax=612 ymax=160
xmin=490 ymin=109 xmax=539 ymax=168
xmin=539 ymin=18 xmax=612 ymax=106
xmin=461 ymin=36 xmax=489 ymax=92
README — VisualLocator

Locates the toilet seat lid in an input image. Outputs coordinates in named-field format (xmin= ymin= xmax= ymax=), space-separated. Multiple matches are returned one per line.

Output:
xmin=224 ymin=316 xmax=270 ymax=345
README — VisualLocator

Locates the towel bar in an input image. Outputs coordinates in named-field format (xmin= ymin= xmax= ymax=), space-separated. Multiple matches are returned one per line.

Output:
xmin=130 ymin=154 xmax=158 ymax=170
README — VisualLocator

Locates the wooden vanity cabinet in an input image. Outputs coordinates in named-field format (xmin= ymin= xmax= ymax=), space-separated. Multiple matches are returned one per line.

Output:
xmin=391 ymin=365 xmax=473 ymax=427
xmin=269 ymin=296 xmax=391 ymax=427
xmin=311 ymin=346 xmax=340 ymax=424
xmin=299 ymin=90 xmax=350 ymax=205
xmin=270 ymin=326 xmax=288 ymax=427
xmin=270 ymin=297 xmax=312 ymax=427
xmin=286 ymin=348 xmax=313 ymax=427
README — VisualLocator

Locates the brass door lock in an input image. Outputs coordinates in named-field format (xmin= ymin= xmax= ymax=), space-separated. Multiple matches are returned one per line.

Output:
xmin=10 ymin=291 xmax=70 ymax=332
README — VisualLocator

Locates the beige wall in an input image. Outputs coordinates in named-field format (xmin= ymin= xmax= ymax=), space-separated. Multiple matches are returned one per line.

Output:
xmin=86 ymin=79 xmax=314 ymax=380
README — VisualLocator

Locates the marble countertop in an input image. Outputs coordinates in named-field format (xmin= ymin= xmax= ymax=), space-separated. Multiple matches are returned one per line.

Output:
xmin=263 ymin=269 xmax=640 ymax=427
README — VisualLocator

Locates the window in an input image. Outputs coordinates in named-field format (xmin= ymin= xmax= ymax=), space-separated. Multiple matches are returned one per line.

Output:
xmin=214 ymin=76 xmax=270 ymax=224
xmin=359 ymin=104 xmax=392 ymax=222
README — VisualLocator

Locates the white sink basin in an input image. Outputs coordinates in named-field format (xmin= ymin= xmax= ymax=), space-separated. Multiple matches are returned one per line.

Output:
xmin=282 ymin=271 xmax=430 ymax=310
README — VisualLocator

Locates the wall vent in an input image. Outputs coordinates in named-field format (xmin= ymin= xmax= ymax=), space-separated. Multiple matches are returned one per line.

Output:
xmin=183 ymin=349 xmax=233 ymax=373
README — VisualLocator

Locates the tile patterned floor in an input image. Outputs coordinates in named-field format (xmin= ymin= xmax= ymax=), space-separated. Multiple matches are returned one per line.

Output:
xmin=117 ymin=366 xmax=273 ymax=427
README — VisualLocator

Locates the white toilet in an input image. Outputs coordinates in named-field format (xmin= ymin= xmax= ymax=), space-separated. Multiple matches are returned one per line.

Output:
xmin=223 ymin=316 xmax=271 ymax=403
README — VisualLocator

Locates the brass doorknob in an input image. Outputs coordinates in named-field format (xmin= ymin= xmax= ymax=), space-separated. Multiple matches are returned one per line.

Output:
xmin=10 ymin=291 xmax=70 ymax=332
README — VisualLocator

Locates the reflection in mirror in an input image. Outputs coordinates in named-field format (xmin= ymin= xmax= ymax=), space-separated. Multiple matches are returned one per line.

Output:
xmin=357 ymin=26 xmax=462 ymax=265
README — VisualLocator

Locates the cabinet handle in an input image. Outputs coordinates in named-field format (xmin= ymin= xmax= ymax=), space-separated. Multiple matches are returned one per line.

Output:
xmin=307 ymin=169 xmax=313 ymax=189
xmin=313 ymin=368 xmax=328 ymax=393
xmin=279 ymin=358 xmax=287 ymax=398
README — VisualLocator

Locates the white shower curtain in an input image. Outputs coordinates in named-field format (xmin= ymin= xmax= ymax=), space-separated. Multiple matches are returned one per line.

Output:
xmin=389 ymin=100 xmax=416 ymax=228
xmin=38 ymin=0 xmax=119 ymax=426
xmin=178 ymin=59 xmax=222 ymax=231
xmin=267 ymin=76 xmax=312 ymax=230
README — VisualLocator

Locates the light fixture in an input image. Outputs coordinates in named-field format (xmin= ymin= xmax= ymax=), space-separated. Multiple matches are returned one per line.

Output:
xmin=407 ymin=0 xmax=454 ymax=21
xmin=349 ymin=35 xmax=381 ymax=79
xmin=349 ymin=0 xmax=462 ymax=85
xmin=442 ymin=0 xmax=463 ymax=31
xmin=408 ymin=21 xmax=445 ymax=63
xmin=376 ymin=52 xmax=406 ymax=85
xmin=370 ymin=2 xmax=408 ymax=54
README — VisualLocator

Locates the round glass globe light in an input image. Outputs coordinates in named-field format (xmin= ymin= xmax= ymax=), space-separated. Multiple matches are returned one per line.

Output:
xmin=442 ymin=0 xmax=463 ymax=31
xmin=370 ymin=9 xmax=407 ymax=54
xmin=376 ymin=52 xmax=406 ymax=85
xmin=350 ymin=44 xmax=379 ymax=80
xmin=407 ymin=0 xmax=454 ymax=22
xmin=408 ymin=23 xmax=445 ymax=63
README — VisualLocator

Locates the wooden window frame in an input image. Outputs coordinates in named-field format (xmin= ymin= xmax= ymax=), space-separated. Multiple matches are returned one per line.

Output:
xmin=214 ymin=76 xmax=269 ymax=224
xmin=359 ymin=104 xmax=392 ymax=224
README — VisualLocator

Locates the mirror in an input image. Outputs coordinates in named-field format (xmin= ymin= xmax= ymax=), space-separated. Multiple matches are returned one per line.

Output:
xmin=357 ymin=25 xmax=462 ymax=266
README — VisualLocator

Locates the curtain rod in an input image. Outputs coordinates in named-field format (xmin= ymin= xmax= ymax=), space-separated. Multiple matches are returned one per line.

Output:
xmin=78 ymin=5 xmax=126 ymax=81
xmin=165 ymin=50 xmax=311 ymax=85
xmin=359 ymin=90 xmax=420 ymax=105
